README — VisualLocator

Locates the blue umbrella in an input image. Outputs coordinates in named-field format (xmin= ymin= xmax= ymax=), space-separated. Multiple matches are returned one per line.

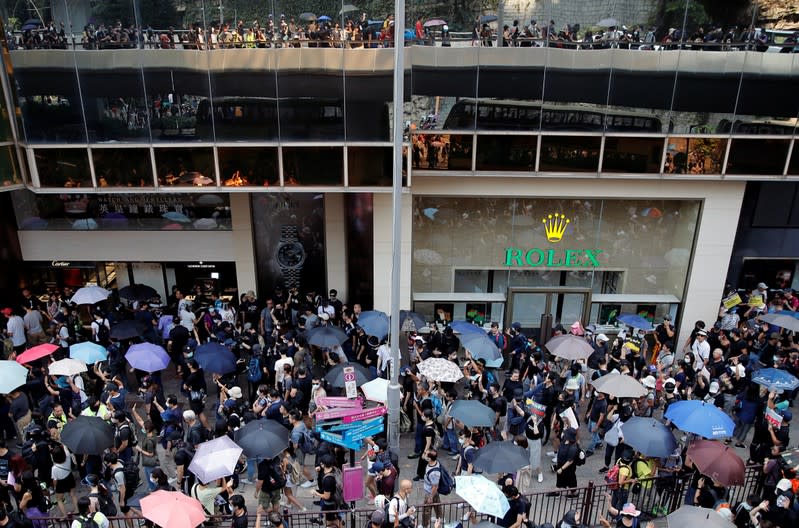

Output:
xmin=195 ymin=342 xmax=236 ymax=374
xmin=448 ymin=400 xmax=496 ymax=427
xmin=125 ymin=343 xmax=170 ymax=372
xmin=621 ymin=416 xmax=677 ymax=458
xmin=752 ymin=368 xmax=799 ymax=393
xmin=450 ymin=320 xmax=486 ymax=335
xmin=460 ymin=332 xmax=502 ymax=362
xmin=69 ymin=342 xmax=108 ymax=365
xmin=357 ymin=310 xmax=390 ymax=339
xmin=664 ymin=400 xmax=735 ymax=439
xmin=318 ymin=15 xmax=332 ymax=21
xmin=616 ymin=313 xmax=655 ymax=331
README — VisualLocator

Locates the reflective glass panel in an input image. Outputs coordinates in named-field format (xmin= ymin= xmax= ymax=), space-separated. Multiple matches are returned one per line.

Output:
xmin=0 ymin=145 xmax=21 ymax=186
xmin=217 ymin=147 xmax=279 ymax=187
xmin=539 ymin=136 xmax=600 ymax=172
xmin=35 ymin=149 xmax=92 ymax=188
xmin=475 ymin=135 xmax=537 ymax=171
xmin=664 ymin=137 xmax=727 ymax=175
xmin=348 ymin=147 xmax=391 ymax=186
xmin=92 ymin=148 xmax=153 ymax=188
xmin=726 ymin=139 xmax=790 ymax=175
xmin=410 ymin=134 xmax=472 ymax=170
xmin=282 ymin=147 xmax=343 ymax=186
xmin=602 ymin=137 xmax=664 ymax=174
xmin=154 ymin=148 xmax=216 ymax=187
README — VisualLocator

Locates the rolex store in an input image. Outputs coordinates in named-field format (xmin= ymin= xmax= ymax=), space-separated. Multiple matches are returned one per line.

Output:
xmin=410 ymin=195 xmax=702 ymax=338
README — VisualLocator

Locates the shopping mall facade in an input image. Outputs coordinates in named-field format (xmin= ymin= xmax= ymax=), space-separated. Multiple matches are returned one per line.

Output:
xmin=0 ymin=0 xmax=798 ymax=346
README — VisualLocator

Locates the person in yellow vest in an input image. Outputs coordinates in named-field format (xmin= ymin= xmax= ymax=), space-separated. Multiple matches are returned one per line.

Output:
xmin=245 ymin=28 xmax=256 ymax=48
xmin=81 ymin=397 xmax=111 ymax=421
xmin=47 ymin=403 xmax=68 ymax=440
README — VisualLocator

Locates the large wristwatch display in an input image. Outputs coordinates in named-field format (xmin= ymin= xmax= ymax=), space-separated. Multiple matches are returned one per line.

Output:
xmin=277 ymin=225 xmax=306 ymax=289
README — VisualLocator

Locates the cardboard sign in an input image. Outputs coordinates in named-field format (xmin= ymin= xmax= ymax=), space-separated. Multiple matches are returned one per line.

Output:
xmin=559 ymin=407 xmax=579 ymax=429
xmin=722 ymin=293 xmax=742 ymax=309
xmin=749 ymin=294 xmax=764 ymax=307
xmin=766 ymin=407 xmax=783 ymax=428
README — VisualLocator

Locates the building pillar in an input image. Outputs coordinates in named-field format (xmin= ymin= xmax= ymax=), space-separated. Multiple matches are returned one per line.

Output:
xmin=229 ymin=193 xmax=258 ymax=297
xmin=324 ymin=193 xmax=348 ymax=303
xmin=373 ymin=192 xmax=412 ymax=313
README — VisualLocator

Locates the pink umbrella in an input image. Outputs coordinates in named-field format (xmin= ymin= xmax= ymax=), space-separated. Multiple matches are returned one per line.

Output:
xmin=140 ymin=490 xmax=206 ymax=528
xmin=16 ymin=344 xmax=59 ymax=364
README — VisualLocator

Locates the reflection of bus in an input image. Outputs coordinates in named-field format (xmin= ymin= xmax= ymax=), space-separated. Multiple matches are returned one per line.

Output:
xmin=717 ymin=118 xmax=797 ymax=135
xmin=443 ymin=99 xmax=665 ymax=132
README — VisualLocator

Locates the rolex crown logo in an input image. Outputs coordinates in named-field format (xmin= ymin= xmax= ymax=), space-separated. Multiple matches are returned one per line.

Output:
xmin=542 ymin=213 xmax=570 ymax=243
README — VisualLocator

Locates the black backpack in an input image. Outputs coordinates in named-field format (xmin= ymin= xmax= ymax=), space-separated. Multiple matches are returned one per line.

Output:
xmin=74 ymin=514 xmax=99 ymax=528
xmin=95 ymin=319 xmax=110 ymax=345
xmin=265 ymin=459 xmax=286 ymax=491
xmin=115 ymin=456 xmax=142 ymax=492
xmin=89 ymin=487 xmax=118 ymax=517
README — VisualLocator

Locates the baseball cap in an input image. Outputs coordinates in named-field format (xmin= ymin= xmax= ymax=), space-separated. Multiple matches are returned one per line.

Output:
xmin=696 ymin=330 xmax=708 ymax=337
xmin=757 ymin=282 xmax=768 ymax=290
xmin=709 ymin=381 xmax=720 ymax=394
xmin=620 ymin=503 xmax=641 ymax=517
xmin=511 ymin=322 xmax=522 ymax=330
xmin=1 ymin=307 xmax=11 ymax=316
xmin=770 ymin=332 xmax=781 ymax=340
xmin=777 ymin=478 xmax=793 ymax=493
xmin=371 ymin=461 xmax=385 ymax=473
xmin=370 ymin=510 xmax=386 ymax=525
xmin=596 ymin=334 xmax=609 ymax=343
xmin=782 ymin=410 xmax=792 ymax=422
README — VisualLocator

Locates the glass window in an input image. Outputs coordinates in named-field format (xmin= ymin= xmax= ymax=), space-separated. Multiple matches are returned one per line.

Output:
xmin=602 ymin=137 xmax=664 ymax=174
xmin=411 ymin=134 xmax=472 ymax=170
xmin=92 ymin=149 xmax=153 ymax=188
xmin=35 ymin=149 xmax=92 ymax=188
xmin=0 ymin=145 xmax=21 ymax=186
xmin=454 ymin=270 xmax=489 ymax=293
xmin=277 ymin=70 xmax=345 ymax=141
xmin=145 ymin=69 xmax=213 ymax=142
xmin=790 ymin=143 xmax=799 ymax=176
xmin=282 ymin=147 xmax=343 ymax=186
xmin=218 ymin=148 xmax=279 ymax=187
xmin=209 ymin=64 xmax=279 ymax=141
xmin=348 ymin=147 xmax=391 ymax=186
xmin=726 ymin=139 xmax=790 ymax=175
xmin=345 ymin=68 xmax=391 ymax=141
xmin=476 ymin=136 xmax=537 ymax=171
xmin=664 ymin=137 xmax=727 ymax=175
xmin=154 ymin=148 xmax=216 ymax=187
xmin=539 ymin=136 xmax=600 ymax=172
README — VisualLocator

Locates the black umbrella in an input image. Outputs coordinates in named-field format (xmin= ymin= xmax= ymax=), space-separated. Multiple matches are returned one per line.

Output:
xmin=118 ymin=284 xmax=159 ymax=302
xmin=305 ymin=325 xmax=349 ymax=348
xmin=234 ymin=418 xmax=290 ymax=459
xmin=109 ymin=320 xmax=146 ymax=340
xmin=398 ymin=310 xmax=427 ymax=332
xmin=325 ymin=362 xmax=372 ymax=388
xmin=60 ymin=415 xmax=115 ymax=454
xmin=448 ymin=400 xmax=496 ymax=427
xmin=195 ymin=343 xmax=237 ymax=375
xmin=472 ymin=441 xmax=530 ymax=474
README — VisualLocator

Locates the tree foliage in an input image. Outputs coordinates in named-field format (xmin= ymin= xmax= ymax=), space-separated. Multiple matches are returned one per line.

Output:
xmin=90 ymin=0 xmax=179 ymax=28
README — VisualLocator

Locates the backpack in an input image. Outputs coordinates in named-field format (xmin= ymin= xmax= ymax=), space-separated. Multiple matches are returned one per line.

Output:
xmin=426 ymin=464 xmax=454 ymax=495
xmin=95 ymin=319 xmax=110 ymax=345
xmin=89 ymin=487 xmax=118 ymax=517
xmin=300 ymin=427 xmax=318 ymax=454
xmin=399 ymin=410 xmax=412 ymax=433
xmin=74 ymin=515 xmax=99 ymax=528
xmin=605 ymin=459 xmax=631 ymax=490
xmin=486 ymin=370 xmax=497 ymax=387
xmin=115 ymin=455 xmax=142 ymax=492
xmin=429 ymin=393 xmax=444 ymax=420
xmin=266 ymin=459 xmax=286 ymax=491
xmin=116 ymin=422 xmax=138 ymax=448
xmin=247 ymin=355 xmax=262 ymax=383
xmin=574 ymin=445 xmax=587 ymax=466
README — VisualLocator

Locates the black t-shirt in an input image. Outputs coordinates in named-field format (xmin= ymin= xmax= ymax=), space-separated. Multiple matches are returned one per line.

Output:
xmin=186 ymin=370 xmax=207 ymax=393
xmin=490 ymin=395 xmax=508 ymax=417
xmin=231 ymin=512 xmax=248 ymax=528
xmin=417 ymin=397 xmax=433 ymax=423
xmin=499 ymin=497 xmax=523 ymax=528
xmin=320 ymin=472 xmax=338 ymax=509
xmin=422 ymin=423 xmax=436 ymax=449
xmin=501 ymin=379 xmax=524 ymax=402
xmin=241 ymin=300 xmax=260 ymax=325
xmin=590 ymin=397 xmax=608 ymax=423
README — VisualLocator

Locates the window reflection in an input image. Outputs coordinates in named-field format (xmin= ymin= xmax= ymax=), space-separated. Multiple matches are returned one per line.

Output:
xmin=411 ymin=134 xmax=472 ymax=170
xmin=145 ymin=70 xmax=212 ymax=141
xmin=664 ymin=137 xmax=727 ymax=175
xmin=218 ymin=147 xmax=278 ymax=187
xmin=35 ymin=149 xmax=92 ymax=188
xmin=92 ymin=149 xmax=153 ymax=187
xmin=539 ymin=136 xmax=600 ymax=172
xmin=20 ymin=94 xmax=86 ymax=143
xmin=348 ymin=147 xmax=391 ymax=186
xmin=154 ymin=148 xmax=215 ymax=187
xmin=282 ymin=147 xmax=343 ymax=186
xmin=726 ymin=139 xmax=790 ymax=175
xmin=789 ymin=143 xmax=799 ymax=176
xmin=0 ymin=145 xmax=21 ymax=186
xmin=602 ymin=137 xmax=663 ymax=174
xmin=475 ymin=136 xmax=537 ymax=171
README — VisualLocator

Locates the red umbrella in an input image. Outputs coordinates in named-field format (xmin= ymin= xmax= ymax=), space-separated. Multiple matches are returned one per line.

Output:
xmin=16 ymin=344 xmax=59 ymax=365
xmin=140 ymin=490 xmax=205 ymax=528
xmin=687 ymin=439 xmax=745 ymax=486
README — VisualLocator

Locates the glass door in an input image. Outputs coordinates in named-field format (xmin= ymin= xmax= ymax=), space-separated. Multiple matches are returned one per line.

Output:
xmin=506 ymin=288 xmax=591 ymax=337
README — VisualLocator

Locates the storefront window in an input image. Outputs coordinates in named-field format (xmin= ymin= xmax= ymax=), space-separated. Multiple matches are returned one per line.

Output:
xmin=664 ymin=137 xmax=727 ymax=175
xmin=154 ymin=148 xmax=216 ymax=187
xmin=726 ymin=139 xmax=790 ymax=175
xmin=348 ymin=147 xmax=391 ymax=186
xmin=282 ymin=147 xmax=343 ymax=186
xmin=0 ymin=145 xmax=21 ymax=187
xmin=217 ymin=148 xmax=279 ymax=187
xmin=92 ymin=148 xmax=154 ymax=187
xmin=411 ymin=134 xmax=472 ymax=170
xmin=602 ymin=137 xmax=664 ymax=174
xmin=475 ymin=136 xmax=537 ymax=171
xmin=539 ymin=136 xmax=601 ymax=172
xmin=34 ymin=149 xmax=92 ymax=188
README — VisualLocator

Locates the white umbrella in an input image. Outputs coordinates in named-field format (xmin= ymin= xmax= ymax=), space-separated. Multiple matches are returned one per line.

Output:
xmin=418 ymin=358 xmax=464 ymax=383
xmin=0 ymin=360 xmax=28 ymax=394
xmin=455 ymin=474 xmax=510 ymax=518
xmin=188 ymin=435 xmax=243 ymax=484
xmin=48 ymin=358 xmax=88 ymax=377
xmin=71 ymin=286 xmax=111 ymax=305
xmin=362 ymin=377 xmax=389 ymax=403
xmin=592 ymin=372 xmax=647 ymax=398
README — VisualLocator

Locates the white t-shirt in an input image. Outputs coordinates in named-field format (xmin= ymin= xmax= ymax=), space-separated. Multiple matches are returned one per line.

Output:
xmin=691 ymin=340 xmax=710 ymax=370
xmin=58 ymin=325 xmax=70 ymax=348
xmin=71 ymin=512 xmax=108 ymax=528
xmin=219 ymin=306 xmax=236 ymax=324
xmin=275 ymin=357 xmax=294 ymax=385
xmin=72 ymin=375 xmax=89 ymax=404
xmin=7 ymin=315 xmax=26 ymax=346
xmin=52 ymin=450 xmax=73 ymax=481
xmin=377 ymin=344 xmax=392 ymax=373
xmin=179 ymin=309 xmax=196 ymax=331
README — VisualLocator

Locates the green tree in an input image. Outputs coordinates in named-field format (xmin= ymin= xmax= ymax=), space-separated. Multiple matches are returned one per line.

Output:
xmin=91 ymin=0 xmax=178 ymax=28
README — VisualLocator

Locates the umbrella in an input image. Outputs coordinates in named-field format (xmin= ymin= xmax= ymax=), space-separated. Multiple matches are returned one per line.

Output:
xmin=473 ymin=441 xmax=530 ymax=474
xmin=234 ymin=418 xmax=290 ymax=459
xmin=616 ymin=313 xmax=654 ymax=331
xmin=460 ymin=333 xmax=502 ymax=363
xmin=448 ymin=400 xmax=496 ymax=427
xmin=194 ymin=343 xmax=236 ymax=375
xmin=357 ymin=311 xmax=390 ymax=339
xmin=188 ymin=435 xmax=243 ymax=484
xmin=424 ymin=19 xmax=448 ymax=28
xmin=70 ymin=286 xmax=110 ymax=305
xmin=752 ymin=368 xmax=799 ymax=393
xmin=759 ymin=313 xmax=799 ymax=332
xmin=596 ymin=18 xmax=620 ymax=27
xmin=455 ymin=474 xmax=510 ymax=519
xmin=162 ymin=211 xmax=191 ymax=223
xmin=0 ymin=360 xmax=28 ymax=394
xmin=592 ymin=373 xmax=647 ymax=399
xmin=361 ymin=377 xmax=389 ymax=403
xmin=398 ymin=310 xmax=427 ymax=332
xmin=48 ymin=358 xmax=88 ymax=377
xmin=141 ymin=490 xmax=206 ymax=528
xmin=69 ymin=341 xmax=107 ymax=364
xmin=318 ymin=15 xmax=332 ymax=22
xmin=109 ymin=320 xmax=146 ymax=340
xmin=480 ymin=15 xmax=498 ymax=24
xmin=16 ymin=343 xmax=59 ymax=364
xmin=118 ymin=284 xmax=159 ymax=302
xmin=325 ymin=362 xmax=372 ymax=388
xmin=450 ymin=321 xmax=487 ymax=335
xmin=621 ymin=417 xmax=677 ymax=458
xmin=126 ymin=343 xmax=170 ymax=373
xmin=338 ymin=4 xmax=358 ymax=15
xmin=60 ymin=415 xmax=115 ymax=455
xmin=544 ymin=334 xmax=594 ymax=361
xmin=418 ymin=358 xmax=464 ymax=383
xmin=195 ymin=194 xmax=224 ymax=206
xmin=20 ymin=19 xmax=43 ymax=31
xmin=664 ymin=400 xmax=735 ymax=439
xmin=305 ymin=325 xmax=349 ymax=348
xmin=72 ymin=219 xmax=98 ymax=230
xmin=687 ymin=439 xmax=745 ymax=486
xmin=666 ymin=506 xmax=734 ymax=528
xmin=299 ymin=12 xmax=317 ymax=22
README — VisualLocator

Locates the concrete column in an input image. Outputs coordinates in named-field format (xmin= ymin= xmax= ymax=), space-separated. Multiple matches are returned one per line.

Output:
xmin=229 ymin=193 xmax=258 ymax=296
xmin=373 ymin=192 xmax=412 ymax=313
xmin=324 ymin=193 xmax=348 ymax=303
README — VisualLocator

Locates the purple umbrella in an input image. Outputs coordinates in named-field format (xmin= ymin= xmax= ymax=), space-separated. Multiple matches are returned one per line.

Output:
xmin=125 ymin=343 xmax=170 ymax=372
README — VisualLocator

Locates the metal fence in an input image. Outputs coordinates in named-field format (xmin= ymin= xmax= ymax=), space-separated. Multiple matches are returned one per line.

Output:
xmin=42 ymin=465 xmax=764 ymax=528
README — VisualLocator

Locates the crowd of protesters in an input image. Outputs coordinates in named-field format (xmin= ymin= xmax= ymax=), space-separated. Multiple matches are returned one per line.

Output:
xmin=0 ymin=277 xmax=799 ymax=528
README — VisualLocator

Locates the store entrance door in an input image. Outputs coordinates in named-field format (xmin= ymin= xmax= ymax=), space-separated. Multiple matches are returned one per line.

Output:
xmin=505 ymin=288 xmax=592 ymax=340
